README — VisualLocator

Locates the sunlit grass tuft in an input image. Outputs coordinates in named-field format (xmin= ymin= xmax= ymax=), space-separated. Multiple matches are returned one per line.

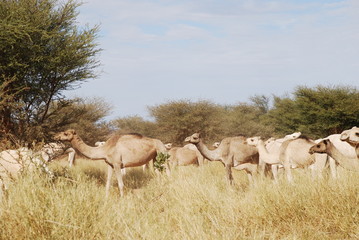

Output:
xmin=1 ymin=159 xmax=359 ymax=239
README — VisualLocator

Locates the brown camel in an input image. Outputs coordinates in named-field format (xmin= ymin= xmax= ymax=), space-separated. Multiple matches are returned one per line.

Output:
xmin=54 ymin=129 xmax=170 ymax=197
xmin=309 ymin=139 xmax=359 ymax=171
xmin=168 ymin=143 xmax=204 ymax=167
xmin=184 ymin=133 xmax=259 ymax=185
xmin=340 ymin=126 xmax=359 ymax=157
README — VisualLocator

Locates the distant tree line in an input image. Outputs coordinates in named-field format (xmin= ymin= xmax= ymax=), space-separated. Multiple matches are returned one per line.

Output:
xmin=112 ymin=85 xmax=359 ymax=145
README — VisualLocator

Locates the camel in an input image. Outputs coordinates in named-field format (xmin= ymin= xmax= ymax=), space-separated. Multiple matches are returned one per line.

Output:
xmin=309 ymin=139 xmax=359 ymax=171
xmin=277 ymin=136 xmax=321 ymax=182
xmin=246 ymin=132 xmax=302 ymax=182
xmin=54 ymin=129 xmax=171 ymax=197
xmin=0 ymin=147 xmax=54 ymax=200
xmin=184 ymin=133 xmax=259 ymax=185
xmin=168 ymin=143 xmax=204 ymax=168
xmin=318 ymin=134 xmax=357 ymax=177
xmin=277 ymin=134 xmax=343 ymax=182
xmin=96 ymin=141 xmax=172 ymax=174
xmin=340 ymin=126 xmax=359 ymax=157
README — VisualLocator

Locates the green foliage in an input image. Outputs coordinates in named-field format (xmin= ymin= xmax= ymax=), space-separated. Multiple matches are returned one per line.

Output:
xmin=49 ymin=97 xmax=112 ymax=144
xmin=264 ymin=96 xmax=300 ymax=136
xmin=111 ymin=115 xmax=157 ymax=138
xmin=154 ymin=152 xmax=170 ymax=172
xmin=223 ymin=102 xmax=274 ymax=138
xmin=148 ymin=100 xmax=225 ymax=144
xmin=0 ymin=0 xmax=101 ymax=144
xmin=267 ymin=85 xmax=359 ymax=138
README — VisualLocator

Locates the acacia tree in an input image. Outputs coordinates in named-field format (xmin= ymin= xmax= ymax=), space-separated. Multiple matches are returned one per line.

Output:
xmin=0 ymin=0 xmax=101 ymax=143
xmin=148 ymin=100 xmax=225 ymax=145
xmin=110 ymin=116 xmax=157 ymax=138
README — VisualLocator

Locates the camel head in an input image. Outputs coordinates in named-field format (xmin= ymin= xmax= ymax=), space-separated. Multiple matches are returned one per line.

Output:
xmin=264 ymin=137 xmax=276 ymax=146
xmin=54 ymin=129 xmax=77 ymax=142
xmin=95 ymin=141 xmax=105 ymax=147
xmin=184 ymin=133 xmax=201 ymax=144
xmin=309 ymin=139 xmax=330 ymax=154
xmin=164 ymin=143 xmax=172 ymax=150
xmin=246 ymin=136 xmax=262 ymax=146
xmin=212 ymin=142 xmax=220 ymax=148
xmin=340 ymin=126 xmax=359 ymax=146
xmin=284 ymin=132 xmax=301 ymax=140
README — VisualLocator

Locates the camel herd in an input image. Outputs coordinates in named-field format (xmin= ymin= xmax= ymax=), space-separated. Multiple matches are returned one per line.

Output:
xmin=0 ymin=126 xmax=358 ymax=199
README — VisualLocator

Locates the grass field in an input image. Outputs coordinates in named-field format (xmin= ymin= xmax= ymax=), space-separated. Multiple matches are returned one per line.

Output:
xmin=1 ymin=158 xmax=359 ymax=240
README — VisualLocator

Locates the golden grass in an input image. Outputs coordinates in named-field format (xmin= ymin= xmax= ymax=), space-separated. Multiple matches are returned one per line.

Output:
xmin=1 ymin=159 xmax=359 ymax=240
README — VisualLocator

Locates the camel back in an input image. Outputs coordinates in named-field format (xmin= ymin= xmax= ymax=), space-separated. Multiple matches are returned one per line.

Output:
xmin=279 ymin=137 xmax=315 ymax=164
xmin=106 ymin=133 xmax=144 ymax=147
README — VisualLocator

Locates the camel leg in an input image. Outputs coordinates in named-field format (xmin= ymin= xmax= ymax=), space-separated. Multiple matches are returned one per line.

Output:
xmin=283 ymin=161 xmax=293 ymax=182
xmin=164 ymin=161 xmax=171 ymax=176
xmin=65 ymin=148 xmax=76 ymax=167
xmin=225 ymin=164 xmax=234 ymax=185
xmin=197 ymin=155 xmax=204 ymax=166
xmin=0 ymin=179 xmax=3 ymax=202
xmin=258 ymin=159 xmax=266 ymax=177
xmin=328 ymin=156 xmax=337 ymax=179
xmin=312 ymin=154 xmax=327 ymax=179
xmin=105 ymin=165 xmax=114 ymax=198
xmin=271 ymin=164 xmax=279 ymax=183
xmin=235 ymin=163 xmax=257 ymax=184
xmin=113 ymin=163 xmax=124 ymax=197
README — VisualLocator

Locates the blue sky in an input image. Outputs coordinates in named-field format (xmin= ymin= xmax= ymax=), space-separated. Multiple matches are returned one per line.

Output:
xmin=66 ymin=0 xmax=359 ymax=120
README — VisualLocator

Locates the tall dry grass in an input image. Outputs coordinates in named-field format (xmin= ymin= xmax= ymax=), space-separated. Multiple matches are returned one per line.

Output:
xmin=1 ymin=159 xmax=359 ymax=240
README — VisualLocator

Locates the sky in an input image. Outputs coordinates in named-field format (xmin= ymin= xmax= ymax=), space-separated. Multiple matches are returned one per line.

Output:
xmin=66 ymin=0 xmax=359 ymax=120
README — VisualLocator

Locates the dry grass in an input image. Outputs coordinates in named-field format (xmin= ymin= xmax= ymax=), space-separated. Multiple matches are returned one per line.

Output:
xmin=1 ymin=159 xmax=359 ymax=240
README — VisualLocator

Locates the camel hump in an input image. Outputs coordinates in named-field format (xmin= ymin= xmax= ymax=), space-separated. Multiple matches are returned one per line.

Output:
xmin=124 ymin=133 xmax=143 ymax=138
xmin=296 ymin=135 xmax=312 ymax=141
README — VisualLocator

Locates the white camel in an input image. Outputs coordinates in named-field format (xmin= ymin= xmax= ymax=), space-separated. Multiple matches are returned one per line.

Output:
xmin=314 ymin=134 xmax=357 ymax=178
xmin=309 ymin=139 xmax=359 ymax=171
xmin=246 ymin=132 xmax=301 ymax=182
xmin=0 ymin=147 xmax=54 ymax=200
xmin=340 ymin=126 xmax=359 ymax=157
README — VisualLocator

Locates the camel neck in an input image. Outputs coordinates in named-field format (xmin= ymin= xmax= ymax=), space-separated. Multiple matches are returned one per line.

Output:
xmin=195 ymin=140 xmax=220 ymax=161
xmin=256 ymin=140 xmax=269 ymax=155
xmin=327 ymin=143 xmax=359 ymax=171
xmin=256 ymin=140 xmax=280 ymax=164
xmin=71 ymin=135 xmax=106 ymax=160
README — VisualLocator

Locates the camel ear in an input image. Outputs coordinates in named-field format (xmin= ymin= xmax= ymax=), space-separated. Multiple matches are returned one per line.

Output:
xmin=323 ymin=139 xmax=329 ymax=145
xmin=184 ymin=137 xmax=190 ymax=142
